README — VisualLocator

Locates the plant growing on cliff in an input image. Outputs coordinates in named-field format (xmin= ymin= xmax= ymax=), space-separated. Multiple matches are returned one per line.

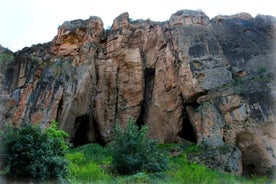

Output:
xmin=110 ymin=118 xmax=169 ymax=175
xmin=0 ymin=121 xmax=69 ymax=181
xmin=0 ymin=53 xmax=14 ymax=63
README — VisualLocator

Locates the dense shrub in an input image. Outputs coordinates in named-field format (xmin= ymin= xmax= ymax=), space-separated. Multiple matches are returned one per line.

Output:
xmin=110 ymin=118 xmax=168 ymax=175
xmin=0 ymin=121 xmax=69 ymax=181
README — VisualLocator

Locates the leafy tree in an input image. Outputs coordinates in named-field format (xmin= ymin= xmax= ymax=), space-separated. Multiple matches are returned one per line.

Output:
xmin=110 ymin=118 xmax=168 ymax=175
xmin=0 ymin=121 xmax=69 ymax=181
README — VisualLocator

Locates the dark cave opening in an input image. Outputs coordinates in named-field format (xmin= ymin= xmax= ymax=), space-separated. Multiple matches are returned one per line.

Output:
xmin=180 ymin=109 xmax=197 ymax=143
xmin=56 ymin=95 xmax=64 ymax=121
xmin=72 ymin=114 xmax=105 ymax=147
xmin=137 ymin=68 xmax=155 ymax=128
xmin=91 ymin=118 xmax=106 ymax=146
xmin=136 ymin=105 xmax=146 ymax=128
xmin=244 ymin=163 xmax=256 ymax=176
xmin=72 ymin=115 xmax=90 ymax=147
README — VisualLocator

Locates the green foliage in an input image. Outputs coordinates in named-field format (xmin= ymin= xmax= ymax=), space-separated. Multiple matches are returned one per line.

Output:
xmin=0 ymin=121 xmax=69 ymax=181
xmin=68 ymin=143 xmax=112 ymax=164
xmin=45 ymin=120 xmax=69 ymax=151
xmin=0 ymin=53 xmax=14 ymax=63
xmin=182 ymin=143 xmax=204 ymax=153
xmin=113 ymin=172 xmax=169 ymax=184
xmin=110 ymin=118 xmax=169 ymax=175
xmin=257 ymin=66 xmax=267 ymax=74
xmin=65 ymin=145 xmax=111 ymax=183
xmin=66 ymin=152 xmax=111 ymax=183
xmin=64 ymin=142 xmax=270 ymax=184
xmin=114 ymin=172 xmax=152 ymax=184
xmin=169 ymin=154 xmax=269 ymax=184
xmin=169 ymin=155 xmax=219 ymax=184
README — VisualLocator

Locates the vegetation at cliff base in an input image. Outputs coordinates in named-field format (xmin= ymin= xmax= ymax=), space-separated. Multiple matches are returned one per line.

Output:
xmin=0 ymin=121 xmax=69 ymax=182
xmin=63 ymin=119 xmax=270 ymax=184
xmin=0 ymin=120 xmax=272 ymax=183
xmin=64 ymin=143 xmax=270 ymax=184
xmin=110 ymin=118 xmax=169 ymax=175
xmin=65 ymin=144 xmax=111 ymax=183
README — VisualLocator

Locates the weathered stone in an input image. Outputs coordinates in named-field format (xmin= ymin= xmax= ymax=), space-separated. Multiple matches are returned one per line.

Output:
xmin=186 ymin=103 xmax=225 ymax=147
xmin=169 ymin=9 xmax=209 ymax=26
xmin=51 ymin=16 xmax=104 ymax=59
xmin=188 ymin=144 xmax=242 ymax=175
xmin=1 ymin=10 xmax=276 ymax=176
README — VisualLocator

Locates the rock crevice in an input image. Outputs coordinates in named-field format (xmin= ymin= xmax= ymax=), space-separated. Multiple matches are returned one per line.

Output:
xmin=1 ymin=10 xmax=276 ymax=176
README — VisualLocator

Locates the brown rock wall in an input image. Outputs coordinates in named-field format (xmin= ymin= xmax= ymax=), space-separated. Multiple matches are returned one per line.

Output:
xmin=1 ymin=10 xmax=276 ymax=176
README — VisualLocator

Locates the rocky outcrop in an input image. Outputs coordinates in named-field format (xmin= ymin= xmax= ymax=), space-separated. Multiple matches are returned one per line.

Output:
xmin=0 ymin=45 xmax=15 ymax=123
xmin=1 ymin=10 xmax=276 ymax=176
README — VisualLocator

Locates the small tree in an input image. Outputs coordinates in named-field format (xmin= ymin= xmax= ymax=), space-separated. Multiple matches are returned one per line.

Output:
xmin=110 ymin=118 xmax=168 ymax=175
xmin=0 ymin=121 xmax=69 ymax=181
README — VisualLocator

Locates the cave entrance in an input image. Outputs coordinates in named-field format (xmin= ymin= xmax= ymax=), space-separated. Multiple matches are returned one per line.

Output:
xmin=180 ymin=110 xmax=197 ymax=143
xmin=137 ymin=68 xmax=155 ymax=128
xmin=72 ymin=114 xmax=90 ymax=147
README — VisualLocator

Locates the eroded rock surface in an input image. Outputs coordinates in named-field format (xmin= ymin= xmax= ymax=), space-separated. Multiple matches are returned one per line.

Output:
xmin=1 ymin=10 xmax=276 ymax=176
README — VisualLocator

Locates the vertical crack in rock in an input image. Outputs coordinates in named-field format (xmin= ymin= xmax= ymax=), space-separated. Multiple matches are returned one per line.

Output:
xmin=56 ymin=95 xmax=64 ymax=121
xmin=1 ymin=11 xmax=276 ymax=177
xmin=137 ymin=68 xmax=155 ymax=127
xmin=114 ymin=67 xmax=120 ymax=124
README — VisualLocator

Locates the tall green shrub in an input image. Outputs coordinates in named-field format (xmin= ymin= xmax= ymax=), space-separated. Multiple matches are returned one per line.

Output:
xmin=110 ymin=118 xmax=168 ymax=175
xmin=0 ymin=121 xmax=69 ymax=181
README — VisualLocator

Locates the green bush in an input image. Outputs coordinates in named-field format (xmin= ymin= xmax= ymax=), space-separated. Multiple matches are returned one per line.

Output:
xmin=110 ymin=118 xmax=168 ymax=175
xmin=0 ymin=53 xmax=14 ymax=63
xmin=0 ymin=121 xmax=69 ymax=181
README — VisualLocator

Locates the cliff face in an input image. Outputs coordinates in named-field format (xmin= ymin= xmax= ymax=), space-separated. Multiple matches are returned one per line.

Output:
xmin=1 ymin=10 xmax=275 ymax=176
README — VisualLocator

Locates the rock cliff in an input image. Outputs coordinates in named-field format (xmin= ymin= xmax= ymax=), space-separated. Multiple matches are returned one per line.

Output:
xmin=1 ymin=10 xmax=275 ymax=176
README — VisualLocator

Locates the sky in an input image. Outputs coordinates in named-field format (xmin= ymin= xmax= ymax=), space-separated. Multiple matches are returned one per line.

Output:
xmin=0 ymin=0 xmax=275 ymax=52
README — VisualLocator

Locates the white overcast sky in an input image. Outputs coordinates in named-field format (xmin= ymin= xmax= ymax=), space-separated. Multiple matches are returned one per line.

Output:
xmin=0 ymin=0 xmax=275 ymax=52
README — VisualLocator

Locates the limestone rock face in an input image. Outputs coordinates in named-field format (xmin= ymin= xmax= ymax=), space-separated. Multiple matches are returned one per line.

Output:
xmin=1 ymin=10 xmax=276 ymax=176
xmin=169 ymin=10 xmax=210 ymax=26
xmin=51 ymin=16 xmax=104 ymax=57
xmin=0 ymin=45 xmax=15 ymax=123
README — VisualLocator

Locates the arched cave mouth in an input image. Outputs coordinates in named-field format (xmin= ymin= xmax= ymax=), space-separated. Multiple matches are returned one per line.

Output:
xmin=72 ymin=115 xmax=90 ymax=147
xmin=71 ymin=114 xmax=105 ymax=147
xmin=180 ymin=110 xmax=197 ymax=143
xmin=244 ymin=163 xmax=256 ymax=177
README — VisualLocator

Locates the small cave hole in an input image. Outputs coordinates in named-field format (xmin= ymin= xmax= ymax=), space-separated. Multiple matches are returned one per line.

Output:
xmin=180 ymin=111 xmax=197 ymax=143
xmin=244 ymin=163 xmax=256 ymax=177
xmin=72 ymin=114 xmax=90 ymax=147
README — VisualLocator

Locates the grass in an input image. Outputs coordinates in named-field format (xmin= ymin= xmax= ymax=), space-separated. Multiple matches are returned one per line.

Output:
xmin=64 ymin=143 xmax=272 ymax=184
xmin=65 ymin=144 xmax=112 ymax=183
